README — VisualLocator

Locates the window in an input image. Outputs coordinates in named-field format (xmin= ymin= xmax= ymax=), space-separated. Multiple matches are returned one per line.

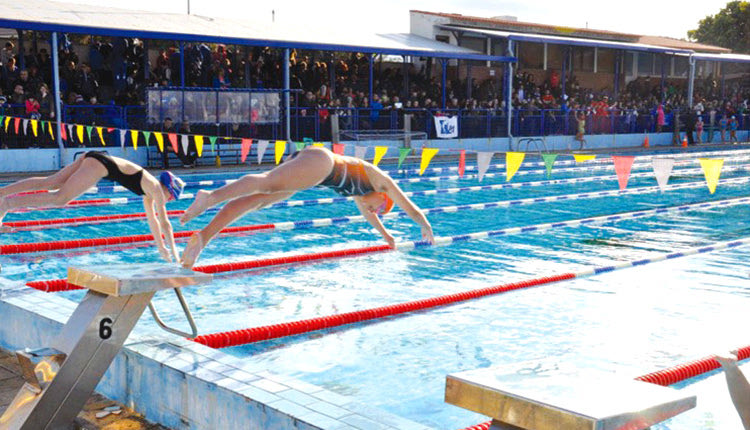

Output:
xmin=597 ymin=49 xmax=615 ymax=74
xmin=637 ymin=52 xmax=654 ymax=75
xmin=547 ymin=44 xmax=563 ymax=69
xmin=571 ymin=46 xmax=594 ymax=72
xmin=624 ymin=52 xmax=634 ymax=77
xmin=517 ymin=41 xmax=544 ymax=69
xmin=458 ymin=36 xmax=486 ymax=66
xmin=673 ymin=56 xmax=688 ymax=77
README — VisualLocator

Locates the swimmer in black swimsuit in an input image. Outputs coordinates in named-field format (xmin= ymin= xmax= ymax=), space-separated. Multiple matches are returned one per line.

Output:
xmin=178 ymin=146 xmax=434 ymax=268
xmin=0 ymin=152 xmax=186 ymax=263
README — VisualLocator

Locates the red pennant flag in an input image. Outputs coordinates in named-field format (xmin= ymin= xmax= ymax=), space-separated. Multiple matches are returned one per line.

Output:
xmin=240 ymin=138 xmax=252 ymax=163
xmin=613 ymin=155 xmax=636 ymax=191
xmin=60 ymin=123 xmax=68 ymax=141
xmin=332 ymin=143 xmax=345 ymax=155
xmin=167 ymin=133 xmax=178 ymax=153
xmin=13 ymin=117 xmax=20 ymax=134
xmin=107 ymin=128 xmax=115 ymax=133
xmin=458 ymin=149 xmax=466 ymax=178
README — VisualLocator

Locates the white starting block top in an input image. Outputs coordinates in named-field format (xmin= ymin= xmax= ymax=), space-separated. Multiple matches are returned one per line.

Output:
xmin=445 ymin=366 xmax=696 ymax=430
xmin=68 ymin=263 xmax=213 ymax=296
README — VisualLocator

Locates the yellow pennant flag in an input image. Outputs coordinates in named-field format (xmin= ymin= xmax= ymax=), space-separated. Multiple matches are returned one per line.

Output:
xmin=194 ymin=135 xmax=204 ymax=157
xmin=573 ymin=154 xmax=596 ymax=163
xmin=275 ymin=140 xmax=286 ymax=164
xmin=312 ymin=143 xmax=325 ymax=148
xmin=373 ymin=146 xmax=388 ymax=166
xmin=76 ymin=125 xmax=84 ymax=143
xmin=3 ymin=117 xmax=9 ymax=133
xmin=130 ymin=130 xmax=139 ymax=150
xmin=48 ymin=121 xmax=54 ymax=139
xmin=419 ymin=148 xmax=439 ymax=175
xmin=505 ymin=152 xmax=526 ymax=182
xmin=30 ymin=119 xmax=38 ymax=137
xmin=97 ymin=127 xmax=105 ymax=145
xmin=154 ymin=132 xmax=164 ymax=152
xmin=699 ymin=158 xmax=724 ymax=194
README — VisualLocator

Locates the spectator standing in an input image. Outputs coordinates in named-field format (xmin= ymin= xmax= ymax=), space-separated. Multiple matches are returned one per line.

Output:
xmin=25 ymin=94 xmax=40 ymax=119
xmin=719 ymin=114 xmax=728 ymax=144
xmin=0 ymin=42 xmax=14 ymax=67
xmin=696 ymin=115 xmax=704 ymax=143
xmin=656 ymin=104 xmax=665 ymax=132
xmin=684 ymin=109 xmax=696 ymax=145
xmin=729 ymin=115 xmax=739 ymax=144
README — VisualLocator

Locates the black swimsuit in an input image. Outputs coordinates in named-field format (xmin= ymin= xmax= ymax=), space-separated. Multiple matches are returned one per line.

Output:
xmin=84 ymin=151 xmax=145 ymax=195
xmin=318 ymin=156 xmax=376 ymax=196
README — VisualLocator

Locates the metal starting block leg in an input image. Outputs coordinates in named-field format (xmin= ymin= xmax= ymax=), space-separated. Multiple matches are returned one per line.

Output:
xmin=0 ymin=263 xmax=212 ymax=430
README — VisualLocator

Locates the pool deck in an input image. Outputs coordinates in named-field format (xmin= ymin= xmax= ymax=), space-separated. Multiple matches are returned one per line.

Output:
xmin=0 ymin=347 xmax=170 ymax=430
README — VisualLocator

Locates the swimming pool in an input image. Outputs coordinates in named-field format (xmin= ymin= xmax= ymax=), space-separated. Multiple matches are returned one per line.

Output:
xmin=3 ymin=147 xmax=750 ymax=429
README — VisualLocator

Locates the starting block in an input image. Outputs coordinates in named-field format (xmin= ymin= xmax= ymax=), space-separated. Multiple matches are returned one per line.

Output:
xmin=0 ymin=263 xmax=212 ymax=430
xmin=445 ymin=365 xmax=696 ymax=430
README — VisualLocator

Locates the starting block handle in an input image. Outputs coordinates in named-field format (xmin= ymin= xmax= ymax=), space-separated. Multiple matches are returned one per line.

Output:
xmin=147 ymin=287 xmax=198 ymax=338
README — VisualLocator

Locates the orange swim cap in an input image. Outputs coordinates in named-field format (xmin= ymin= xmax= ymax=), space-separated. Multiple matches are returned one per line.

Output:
xmin=376 ymin=192 xmax=394 ymax=215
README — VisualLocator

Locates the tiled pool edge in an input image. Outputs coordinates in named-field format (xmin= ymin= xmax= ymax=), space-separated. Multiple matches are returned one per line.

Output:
xmin=0 ymin=287 xmax=433 ymax=430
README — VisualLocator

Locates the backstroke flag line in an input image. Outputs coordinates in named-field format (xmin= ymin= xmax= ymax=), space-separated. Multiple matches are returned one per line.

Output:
xmin=397 ymin=148 xmax=411 ymax=169
xmin=652 ymin=158 xmax=674 ymax=191
xmin=699 ymin=158 xmax=724 ymax=194
xmin=240 ymin=138 xmax=252 ymax=163
xmin=505 ymin=152 xmax=525 ymax=182
xmin=542 ymin=153 xmax=558 ymax=178
xmin=373 ymin=146 xmax=388 ymax=166
xmin=420 ymin=148 xmax=439 ymax=175
xmin=274 ymin=140 xmax=285 ymax=164
xmin=256 ymin=140 xmax=269 ymax=164
xmin=612 ymin=155 xmax=635 ymax=191
xmin=477 ymin=152 xmax=494 ymax=182
xmin=458 ymin=149 xmax=466 ymax=178
xmin=354 ymin=145 xmax=367 ymax=160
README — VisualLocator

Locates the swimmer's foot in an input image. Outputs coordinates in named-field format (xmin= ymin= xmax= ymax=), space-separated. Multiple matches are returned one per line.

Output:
xmin=181 ymin=233 xmax=205 ymax=269
xmin=180 ymin=190 xmax=211 ymax=225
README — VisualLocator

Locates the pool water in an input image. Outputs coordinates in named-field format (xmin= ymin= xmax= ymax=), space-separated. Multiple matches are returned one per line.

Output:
xmin=3 ymin=150 xmax=750 ymax=429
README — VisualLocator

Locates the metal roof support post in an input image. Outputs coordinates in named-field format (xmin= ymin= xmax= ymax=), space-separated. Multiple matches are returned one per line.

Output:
xmin=466 ymin=62 xmax=472 ymax=101
xmin=284 ymin=47 xmax=290 ymax=143
xmin=179 ymin=41 xmax=185 ymax=88
xmin=441 ymin=59 xmax=447 ymax=109
xmin=660 ymin=55 xmax=666 ymax=105
xmin=401 ymin=55 xmax=409 ymax=101
xmin=368 ymin=53 xmax=374 ymax=107
xmin=17 ymin=29 xmax=25 ymax=69
xmin=561 ymin=48 xmax=568 ymax=98
xmin=687 ymin=55 xmax=695 ymax=109
xmin=506 ymin=40 xmax=514 ymax=143
xmin=614 ymin=51 xmax=620 ymax=99
xmin=51 ymin=32 xmax=65 ymax=167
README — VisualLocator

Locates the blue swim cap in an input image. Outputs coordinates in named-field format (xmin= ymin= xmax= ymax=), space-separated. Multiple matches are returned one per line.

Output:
xmin=159 ymin=171 xmax=185 ymax=200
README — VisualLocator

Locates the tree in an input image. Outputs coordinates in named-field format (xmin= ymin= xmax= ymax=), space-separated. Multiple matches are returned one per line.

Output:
xmin=688 ymin=1 xmax=750 ymax=54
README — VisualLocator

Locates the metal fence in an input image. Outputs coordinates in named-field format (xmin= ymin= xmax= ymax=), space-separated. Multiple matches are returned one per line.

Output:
xmin=1 ymin=103 xmax=748 ymax=149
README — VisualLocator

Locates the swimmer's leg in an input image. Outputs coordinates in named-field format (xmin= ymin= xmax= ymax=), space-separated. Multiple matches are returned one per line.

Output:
xmin=180 ymin=148 xmax=332 ymax=224
xmin=181 ymin=191 xmax=294 ymax=268
xmin=0 ymin=155 xmax=87 ymax=199
xmin=0 ymin=158 xmax=103 ymax=222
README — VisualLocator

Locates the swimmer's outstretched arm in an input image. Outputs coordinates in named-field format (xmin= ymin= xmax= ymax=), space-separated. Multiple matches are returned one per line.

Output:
xmin=716 ymin=352 xmax=750 ymax=430
xmin=354 ymin=197 xmax=395 ymax=248
xmin=143 ymin=196 xmax=175 ymax=262
xmin=378 ymin=176 xmax=434 ymax=244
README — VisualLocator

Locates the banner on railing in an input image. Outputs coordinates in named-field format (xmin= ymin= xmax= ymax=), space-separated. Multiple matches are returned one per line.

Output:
xmin=434 ymin=115 xmax=458 ymax=139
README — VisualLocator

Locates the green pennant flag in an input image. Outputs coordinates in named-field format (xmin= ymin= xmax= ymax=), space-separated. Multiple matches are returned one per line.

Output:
xmin=397 ymin=148 xmax=412 ymax=169
xmin=86 ymin=125 xmax=94 ymax=142
xmin=295 ymin=141 xmax=306 ymax=151
xmin=0 ymin=116 xmax=4 ymax=128
xmin=542 ymin=153 xmax=558 ymax=178
xmin=209 ymin=136 xmax=218 ymax=153
xmin=142 ymin=131 xmax=151 ymax=147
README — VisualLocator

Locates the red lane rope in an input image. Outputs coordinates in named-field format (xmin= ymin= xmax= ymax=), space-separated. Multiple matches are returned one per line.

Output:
xmin=26 ymin=279 xmax=83 ymax=292
xmin=1 ymin=222 xmax=277 ymax=254
xmin=190 ymin=273 xmax=575 ymax=348
xmin=4 ymin=210 xmax=183 ymax=229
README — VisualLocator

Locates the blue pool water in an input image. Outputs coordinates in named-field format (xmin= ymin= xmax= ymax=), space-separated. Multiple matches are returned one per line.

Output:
xmin=3 ymin=150 xmax=750 ymax=429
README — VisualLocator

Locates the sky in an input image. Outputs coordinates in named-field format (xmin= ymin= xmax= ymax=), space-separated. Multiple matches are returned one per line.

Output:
xmin=62 ymin=0 xmax=732 ymax=41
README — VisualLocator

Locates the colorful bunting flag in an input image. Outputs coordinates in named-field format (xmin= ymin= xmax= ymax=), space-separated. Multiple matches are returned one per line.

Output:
xmin=505 ymin=152 xmax=525 ymax=182
xmin=86 ymin=125 xmax=94 ymax=142
xmin=68 ymin=125 xmax=75 ymax=143
xmin=419 ymin=148 xmax=439 ymax=175
xmin=542 ymin=153 xmax=558 ymax=178
xmin=119 ymin=129 xmax=126 ymax=148
xmin=181 ymin=135 xmax=189 ymax=155
xmin=295 ymin=141 xmax=306 ymax=151
xmin=573 ymin=154 xmax=596 ymax=163
xmin=4 ymin=117 xmax=10 ymax=132
xmin=652 ymin=158 xmax=674 ymax=191
xmin=194 ymin=135 xmax=204 ymax=157
xmin=48 ymin=121 xmax=54 ymax=139
xmin=699 ymin=158 xmax=724 ymax=194
xmin=168 ymin=133 xmax=178 ymax=153
xmin=97 ymin=127 xmax=105 ymax=146
xmin=312 ymin=143 xmax=325 ymax=148
xmin=60 ymin=123 xmax=67 ymax=141
xmin=21 ymin=119 xmax=27 ymax=135
xmin=332 ymin=143 xmax=345 ymax=155
xmin=130 ymin=130 xmax=139 ymax=150
xmin=209 ymin=136 xmax=217 ymax=153
xmin=354 ymin=145 xmax=367 ymax=160
xmin=30 ymin=119 xmax=38 ymax=137
xmin=477 ymin=152 xmax=495 ymax=182
xmin=241 ymin=138 xmax=252 ymax=163
xmin=373 ymin=146 xmax=388 ymax=166
xmin=257 ymin=140 xmax=269 ymax=164
xmin=274 ymin=140 xmax=286 ymax=164
xmin=143 ymin=131 xmax=152 ymax=147
xmin=612 ymin=156 xmax=635 ymax=191
xmin=154 ymin=132 xmax=164 ymax=152
xmin=458 ymin=149 xmax=466 ymax=178
xmin=397 ymin=148 xmax=411 ymax=169
xmin=76 ymin=125 xmax=84 ymax=143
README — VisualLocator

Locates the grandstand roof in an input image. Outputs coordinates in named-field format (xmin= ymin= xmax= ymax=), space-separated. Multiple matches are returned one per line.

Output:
xmin=416 ymin=10 xmax=731 ymax=54
xmin=440 ymin=25 xmax=694 ymax=55
xmin=2 ymin=0 xmax=515 ymax=62
xmin=684 ymin=52 xmax=750 ymax=63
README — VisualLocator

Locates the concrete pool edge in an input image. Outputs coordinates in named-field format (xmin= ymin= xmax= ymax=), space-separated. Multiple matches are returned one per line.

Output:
xmin=0 ymin=284 xmax=434 ymax=430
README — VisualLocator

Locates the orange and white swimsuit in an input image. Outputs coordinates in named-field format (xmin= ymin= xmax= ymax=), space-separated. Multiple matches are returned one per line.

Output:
xmin=318 ymin=156 xmax=376 ymax=196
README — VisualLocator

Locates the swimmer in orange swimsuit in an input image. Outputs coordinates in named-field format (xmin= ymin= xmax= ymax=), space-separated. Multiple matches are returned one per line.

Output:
xmin=179 ymin=146 xmax=435 ymax=268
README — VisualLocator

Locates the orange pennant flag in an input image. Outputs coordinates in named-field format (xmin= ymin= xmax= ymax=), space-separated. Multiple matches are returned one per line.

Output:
xmin=458 ymin=149 xmax=466 ymax=178
xmin=332 ymin=143 xmax=345 ymax=155
xmin=241 ymin=138 xmax=252 ymax=163
xmin=167 ymin=133 xmax=178 ymax=153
